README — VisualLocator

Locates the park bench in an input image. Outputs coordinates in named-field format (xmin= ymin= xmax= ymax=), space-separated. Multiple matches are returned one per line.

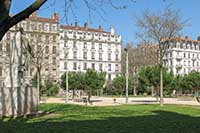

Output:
xmin=82 ymin=97 xmax=93 ymax=105
xmin=196 ymin=97 xmax=200 ymax=103
xmin=82 ymin=97 xmax=88 ymax=105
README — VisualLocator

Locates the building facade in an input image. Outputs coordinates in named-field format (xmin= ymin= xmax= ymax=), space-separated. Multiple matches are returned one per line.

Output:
xmin=0 ymin=12 xmax=60 ymax=83
xmin=60 ymin=22 xmax=122 ymax=80
xmin=0 ymin=13 xmax=122 ymax=82
xmin=163 ymin=36 xmax=200 ymax=75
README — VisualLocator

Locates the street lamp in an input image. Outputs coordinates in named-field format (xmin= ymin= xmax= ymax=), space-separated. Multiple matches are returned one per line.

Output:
xmin=64 ymin=50 xmax=69 ymax=103
xmin=124 ymin=48 xmax=129 ymax=104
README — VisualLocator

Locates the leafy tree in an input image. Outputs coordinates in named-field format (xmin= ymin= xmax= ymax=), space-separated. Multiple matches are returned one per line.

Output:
xmin=139 ymin=65 xmax=173 ymax=100
xmin=84 ymin=69 xmax=106 ymax=97
xmin=61 ymin=69 xmax=106 ymax=100
xmin=136 ymin=7 xmax=187 ymax=106
xmin=61 ymin=72 xmax=85 ymax=90
xmin=110 ymin=75 xmax=134 ymax=95
xmin=181 ymin=71 xmax=200 ymax=98
xmin=44 ymin=78 xmax=59 ymax=96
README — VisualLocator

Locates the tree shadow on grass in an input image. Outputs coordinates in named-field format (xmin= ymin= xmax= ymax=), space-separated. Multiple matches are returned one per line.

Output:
xmin=0 ymin=105 xmax=200 ymax=133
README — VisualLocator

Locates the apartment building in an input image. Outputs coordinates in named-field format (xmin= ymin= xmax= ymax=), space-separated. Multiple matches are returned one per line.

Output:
xmin=0 ymin=12 xmax=60 ymax=84
xmin=163 ymin=36 xmax=200 ymax=75
xmin=60 ymin=22 xmax=122 ymax=80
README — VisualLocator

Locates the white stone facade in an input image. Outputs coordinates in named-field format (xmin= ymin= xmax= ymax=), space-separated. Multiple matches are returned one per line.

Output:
xmin=163 ymin=37 xmax=200 ymax=75
xmin=60 ymin=23 xmax=122 ymax=80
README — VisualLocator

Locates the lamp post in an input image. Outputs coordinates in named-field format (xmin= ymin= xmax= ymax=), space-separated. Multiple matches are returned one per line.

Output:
xmin=65 ymin=50 xmax=69 ymax=103
xmin=124 ymin=48 xmax=129 ymax=104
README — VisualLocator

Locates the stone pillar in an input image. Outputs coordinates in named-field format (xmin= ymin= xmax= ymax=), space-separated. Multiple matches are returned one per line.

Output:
xmin=0 ymin=29 xmax=37 ymax=116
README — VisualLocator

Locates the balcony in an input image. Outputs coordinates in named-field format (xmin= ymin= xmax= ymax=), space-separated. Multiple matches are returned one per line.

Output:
xmin=176 ymin=55 xmax=182 ymax=60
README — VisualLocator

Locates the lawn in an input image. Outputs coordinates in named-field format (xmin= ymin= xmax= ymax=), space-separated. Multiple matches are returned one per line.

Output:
xmin=1 ymin=104 xmax=200 ymax=133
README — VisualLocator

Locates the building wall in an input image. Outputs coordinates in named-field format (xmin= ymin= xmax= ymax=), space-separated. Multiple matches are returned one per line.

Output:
xmin=163 ymin=37 xmax=200 ymax=75
xmin=0 ymin=13 xmax=60 ymax=83
xmin=60 ymin=23 xmax=121 ymax=80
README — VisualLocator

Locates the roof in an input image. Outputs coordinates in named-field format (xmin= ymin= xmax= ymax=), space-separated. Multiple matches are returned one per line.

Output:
xmin=60 ymin=25 xmax=110 ymax=34
xmin=27 ymin=17 xmax=58 ymax=23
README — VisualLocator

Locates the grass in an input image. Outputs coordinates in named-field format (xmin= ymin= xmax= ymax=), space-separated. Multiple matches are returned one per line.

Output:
xmin=1 ymin=104 xmax=200 ymax=133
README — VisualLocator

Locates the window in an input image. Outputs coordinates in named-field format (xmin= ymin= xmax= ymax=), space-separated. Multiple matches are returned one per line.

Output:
xmin=26 ymin=22 xmax=30 ymax=30
xmin=188 ymin=53 xmax=190 ymax=58
xmin=52 ymin=25 xmax=57 ymax=31
xmin=115 ymin=64 xmax=119 ymax=72
xmin=0 ymin=43 xmax=2 ymax=52
xmin=108 ymin=44 xmax=111 ymax=50
xmin=64 ymin=62 xmax=67 ymax=69
xmin=45 ymin=46 xmax=49 ymax=54
xmin=83 ymin=52 xmax=87 ymax=59
xmin=64 ymin=52 xmax=68 ymax=58
xmin=53 ymin=36 xmax=56 ymax=43
xmin=108 ymin=53 xmax=111 ymax=60
xmin=38 ymin=34 xmax=42 ymax=42
xmin=0 ymin=66 xmax=2 ymax=76
xmin=52 ymin=57 xmax=56 ymax=65
xmin=6 ymin=43 xmax=10 ymax=53
xmin=108 ymin=64 xmax=111 ymax=71
xmin=52 ymin=46 xmax=56 ymax=54
xmin=45 ymin=35 xmax=49 ymax=43
xmin=73 ymin=62 xmax=77 ymax=70
xmin=184 ymin=53 xmax=186 ymax=58
xmin=108 ymin=74 xmax=111 ymax=80
xmin=99 ymin=43 xmax=102 ymax=49
xmin=44 ymin=24 xmax=49 ymax=31
xmin=99 ymin=53 xmax=102 ymax=60
xmin=84 ymin=42 xmax=87 ymax=48
xmin=116 ymin=54 xmax=119 ymax=61
xmin=92 ymin=63 xmax=95 ymax=69
xmin=99 ymin=64 xmax=103 ymax=71
xmin=38 ymin=24 xmax=42 ymax=30
xmin=73 ymin=51 xmax=77 ymax=59
xmin=84 ymin=63 xmax=87 ymax=70
xmin=73 ymin=41 xmax=76 ymax=48
xmin=91 ymin=43 xmax=95 ymax=49
xmin=91 ymin=52 xmax=95 ymax=60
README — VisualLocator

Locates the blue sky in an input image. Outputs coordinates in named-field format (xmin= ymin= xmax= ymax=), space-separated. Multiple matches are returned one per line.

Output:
xmin=11 ymin=0 xmax=200 ymax=46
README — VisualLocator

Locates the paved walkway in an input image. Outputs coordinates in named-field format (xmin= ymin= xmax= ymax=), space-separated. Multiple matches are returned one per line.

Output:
xmin=43 ymin=96 xmax=200 ymax=106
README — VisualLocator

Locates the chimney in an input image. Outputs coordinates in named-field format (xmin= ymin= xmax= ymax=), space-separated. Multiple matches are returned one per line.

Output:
xmin=185 ymin=36 xmax=190 ymax=40
xmin=52 ymin=13 xmax=59 ymax=22
xmin=198 ymin=36 xmax=200 ymax=41
xmin=31 ymin=12 xmax=37 ymax=18
xmin=99 ymin=25 xmax=103 ymax=31
xmin=75 ymin=21 xmax=78 ymax=27
xmin=84 ymin=21 xmax=88 ymax=29
xmin=110 ymin=26 xmax=115 ymax=35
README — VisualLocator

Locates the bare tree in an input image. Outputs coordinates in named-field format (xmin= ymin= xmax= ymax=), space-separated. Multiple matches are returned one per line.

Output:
xmin=135 ymin=7 xmax=187 ymax=106
xmin=0 ymin=0 xmax=135 ymax=41
xmin=22 ymin=30 xmax=57 ymax=104
xmin=0 ymin=0 xmax=47 ymax=41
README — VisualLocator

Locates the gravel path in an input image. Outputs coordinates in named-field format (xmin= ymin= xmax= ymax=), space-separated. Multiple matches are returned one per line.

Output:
xmin=42 ymin=96 xmax=200 ymax=106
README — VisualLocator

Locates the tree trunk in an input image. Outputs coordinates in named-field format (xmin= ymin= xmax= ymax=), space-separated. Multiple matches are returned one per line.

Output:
xmin=194 ymin=88 xmax=198 ymax=98
xmin=160 ymin=66 xmax=163 ymax=106
xmin=0 ymin=0 xmax=47 ymax=41
xmin=151 ymin=86 xmax=154 ymax=97
xmin=37 ymin=70 xmax=40 ymax=106
xmin=155 ymin=87 xmax=159 ymax=102
xmin=133 ymin=86 xmax=137 ymax=96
